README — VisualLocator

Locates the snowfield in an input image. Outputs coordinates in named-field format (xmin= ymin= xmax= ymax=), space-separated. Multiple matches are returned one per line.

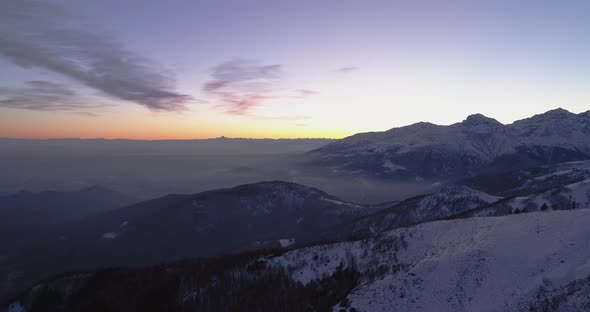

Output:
xmin=268 ymin=209 xmax=590 ymax=312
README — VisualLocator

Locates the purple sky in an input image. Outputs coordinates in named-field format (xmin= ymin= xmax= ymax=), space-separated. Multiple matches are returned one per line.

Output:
xmin=1 ymin=0 xmax=589 ymax=139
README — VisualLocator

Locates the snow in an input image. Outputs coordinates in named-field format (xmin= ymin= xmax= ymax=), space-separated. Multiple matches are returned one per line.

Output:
xmin=268 ymin=210 xmax=590 ymax=311
xmin=480 ymin=179 xmax=590 ymax=215
xmin=532 ymin=169 xmax=574 ymax=181
xmin=321 ymin=197 xmax=347 ymax=205
xmin=101 ymin=232 xmax=118 ymax=240
xmin=279 ymin=238 xmax=295 ymax=248
xmin=414 ymin=186 xmax=501 ymax=220
xmin=382 ymin=160 xmax=406 ymax=172
xmin=320 ymin=197 xmax=361 ymax=209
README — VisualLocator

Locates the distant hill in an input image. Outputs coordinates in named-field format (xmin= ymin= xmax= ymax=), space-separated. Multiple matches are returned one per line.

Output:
xmin=0 ymin=186 xmax=136 ymax=232
xmin=0 ymin=138 xmax=335 ymax=156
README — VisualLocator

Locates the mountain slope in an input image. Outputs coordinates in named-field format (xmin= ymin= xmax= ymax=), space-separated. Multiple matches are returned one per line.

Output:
xmin=67 ymin=181 xmax=371 ymax=263
xmin=0 ymin=186 xmax=137 ymax=245
xmin=465 ymin=159 xmax=590 ymax=197
xmin=308 ymin=108 xmax=590 ymax=180
xmin=269 ymin=209 xmax=590 ymax=312
xmin=0 ymin=181 xmax=377 ymax=302
xmin=328 ymin=185 xmax=502 ymax=240
xmin=0 ymin=186 xmax=136 ymax=239
xmin=10 ymin=210 xmax=590 ymax=312
xmin=463 ymin=178 xmax=590 ymax=218
xmin=325 ymin=161 xmax=590 ymax=243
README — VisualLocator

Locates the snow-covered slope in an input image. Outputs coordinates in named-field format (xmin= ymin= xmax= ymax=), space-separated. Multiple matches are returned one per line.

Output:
xmin=332 ymin=186 xmax=502 ymax=239
xmin=466 ymin=178 xmax=590 ymax=218
xmin=268 ymin=210 xmax=590 ymax=312
xmin=502 ymin=160 xmax=590 ymax=197
xmin=309 ymin=108 xmax=590 ymax=180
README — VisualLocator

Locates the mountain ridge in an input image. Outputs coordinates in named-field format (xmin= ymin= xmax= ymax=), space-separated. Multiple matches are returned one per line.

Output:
xmin=309 ymin=108 xmax=590 ymax=180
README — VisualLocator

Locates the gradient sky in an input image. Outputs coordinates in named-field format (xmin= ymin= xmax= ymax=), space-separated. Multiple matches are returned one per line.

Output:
xmin=1 ymin=0 xmax=589 ymax=139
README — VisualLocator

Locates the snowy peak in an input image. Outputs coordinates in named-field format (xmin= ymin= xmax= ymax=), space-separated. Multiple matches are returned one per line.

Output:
xmin=519 ymin=108 xmax=581 ymax=127
xmin=461 ymin=113 xmax=502 ymax=127
xmin=536 ymin=107 xmax=576 ymax=118
xmin=510 ymin=108 xmax=590 ymax=147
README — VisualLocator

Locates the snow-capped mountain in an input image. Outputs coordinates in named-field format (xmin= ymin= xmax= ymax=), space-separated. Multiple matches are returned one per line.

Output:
xmin=308 ymin=108 xmax=590 ymax=180
xmin=269 ymin=210 xmax=590 ymax=312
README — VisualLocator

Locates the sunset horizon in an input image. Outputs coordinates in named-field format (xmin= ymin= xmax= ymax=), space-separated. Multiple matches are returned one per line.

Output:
xmin=2 ymin=1 xmax=589 ymax=140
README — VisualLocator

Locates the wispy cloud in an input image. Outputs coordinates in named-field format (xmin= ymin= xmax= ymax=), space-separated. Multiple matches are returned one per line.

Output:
xmin=0 ymin=1 xmax=192 ymax=111
xmin=203 ymin=60 xmax=318 ymax=118
xmin=203 ymin=59 xmax=282 ymax=92
xmin=0 ymin=80 xmax=105 ymax=112
xmin=252 ymin=115 xmax=310 ymax=121
xmin=203 ymin=59 xmax=283 ymax=115
xmin=291 ymin=89 xmax=319 ymax=98
xmin=75 ymin=111 xmax=99 ymax=117
xmin=334 ymin=66 xmax=358 ymax=73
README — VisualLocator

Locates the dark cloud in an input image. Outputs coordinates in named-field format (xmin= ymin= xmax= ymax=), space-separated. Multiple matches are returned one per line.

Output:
xmin=334 ymin=66 xmax=358 ymax=73
xmin=203 ymin=59 xmax=283 ymax=115
xmin=0 ymin=80 xmax=105 ymax=112
xmin=0 ymin=0 xmax=192 ymax=111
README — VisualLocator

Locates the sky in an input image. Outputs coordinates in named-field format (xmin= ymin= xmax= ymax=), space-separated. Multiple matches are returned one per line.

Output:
xmin=0 ymin=0 xmax=589 ymax=139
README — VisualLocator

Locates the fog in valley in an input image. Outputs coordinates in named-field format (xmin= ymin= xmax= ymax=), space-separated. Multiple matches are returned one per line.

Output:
xmin=0 ymin=138 xmax=433 ymax=204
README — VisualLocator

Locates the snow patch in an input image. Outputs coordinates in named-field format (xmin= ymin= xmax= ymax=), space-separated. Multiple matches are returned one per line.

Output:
xmin=101 ymin=232 xmax=118 ymax=240
xmin=279 ymin=238 xmax=295 ymax=248
xmin=382 ymin=160 xmax=406 ymax=172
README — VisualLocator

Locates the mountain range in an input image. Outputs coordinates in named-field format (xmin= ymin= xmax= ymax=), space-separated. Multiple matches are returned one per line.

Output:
xmin=308 ymin=108 xmax=590 ymax=180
